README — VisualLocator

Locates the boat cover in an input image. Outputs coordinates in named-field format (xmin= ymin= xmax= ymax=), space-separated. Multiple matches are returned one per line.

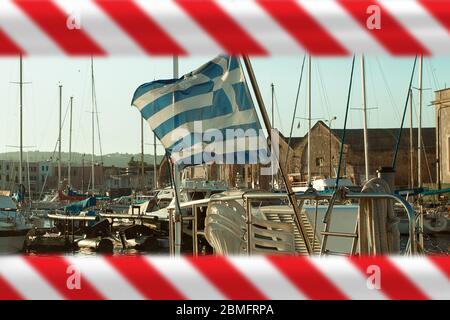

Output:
xmin=64 ymin=197 xmax=96 ymax=215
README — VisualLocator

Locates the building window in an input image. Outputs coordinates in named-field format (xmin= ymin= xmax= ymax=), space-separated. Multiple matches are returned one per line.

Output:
xmin=6 ymin=175 xmax=9 ymax=182
xmin=316 ymin=157 xmax=324 ymax=167
xmin=46 ymin=166 xmax=49 ymax=171
xmin=42 ymin=166 xmax=44 ymax=171
xmin=6 ymin=165 xmax=9 ymax=170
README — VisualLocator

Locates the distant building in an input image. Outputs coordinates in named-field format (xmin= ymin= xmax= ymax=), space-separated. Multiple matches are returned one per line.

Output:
xmin=432 ymin=88 xmax=450 ymax=187
xmin=283 ymin=121 xmax=436 ymax=188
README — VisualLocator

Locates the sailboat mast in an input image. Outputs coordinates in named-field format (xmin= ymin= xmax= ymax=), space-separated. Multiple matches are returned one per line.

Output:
xmin=19 ymin=55 xmax=23 ymax=187
xmin=58 ymin=84 xmax=62 ymax=190
xmin=153 ymin=134 xmax=158 ymax=189
xmin=141 ymin=117 xmax=145 ymax=190
xmin=91 ymin=57 xmax=95 ymax=193
xmin=361 ymin=55 xmax=369 ymax=181
xmin=68 ymin=96 xmax=73 ymax=187
xmin=409 ymin=89 xmax=414 ymax=188
xmin=418 ymin=54 xmax=423 ymax=188
xmin=307 ymin=56 xmax=312 ymax=186
xmin=271 ymin=83 xmax=275 ymax=188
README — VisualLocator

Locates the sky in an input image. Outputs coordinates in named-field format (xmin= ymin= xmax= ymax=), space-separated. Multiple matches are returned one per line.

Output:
xmin=0 ymin=56 xmax=448 ymax=156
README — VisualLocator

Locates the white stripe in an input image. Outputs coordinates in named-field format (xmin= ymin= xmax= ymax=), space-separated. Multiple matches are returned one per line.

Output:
xmin=146 ymin=257 xmax=225 ymax=300
xmin=135 ymin=0 xmax=222 ymax=54
xmin=379 ymin=0 xmax=450 ymax=54
xmin=171 ymin=135 xmax=266 ymax=162
xmin=299 ymin=0 xmax=386 ymax=54
xmin=65 ymin=256 xmax=144 ymax=300
xmin=0 ymin=1 xmax=62 ymax=54
xmin=216 ymin=0 xmax=303 ymax=54
xmin=228 ymin=257 xmax=306 ymax=300
xmin=389 ymin=257 xmax=450 ymax=300
xmin=0 ymin=257 xmax=62 ymax=300
xmin=310 ymin=257 xmax=387 ymax=300
xmin=54 ymin=0 xmax=144 ymax=55
xmin=158 ymin=109 xmax=259 ymax=146
xmin=148 ymin=93 xmax=213 ymax=127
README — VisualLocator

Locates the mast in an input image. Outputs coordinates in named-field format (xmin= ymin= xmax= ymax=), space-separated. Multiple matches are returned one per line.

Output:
xmin=81 ymin=153 xmax=85 ymax=193
xmin=141 ymin=117 xmax=145 ymax=190
xmin=172 ymin=55 xmax=182 ymax=256
xmin=91 ymin=57 xmax=95 ymax=193
xmin=409 ymin=89 xmax=414 ymax=189
xmin=271 ymin=83 xmax=275 ymax=188
xmin=307 ymin=55 xmax=312 ymax=186
xmin=153 ymin=134 xmax=158 ymax=189
xmin=58 ymin=84 xmax=62 ymax=190
xmin=418 ymin=54 xmax=423 ymax=188
xmin=68 ymin=96 xmax=73 ymax=187
xmin=361 ymin=55 xmax=369 ymax=182
xmin=19 ymin=55 xmax=23 ymax=187
xmin=243 ymin=56 xmax=312 ymax=254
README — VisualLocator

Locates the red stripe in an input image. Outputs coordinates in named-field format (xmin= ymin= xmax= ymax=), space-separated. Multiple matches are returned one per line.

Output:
xmin=14 ymin=0 xmax=104 ymax=55
xmin=429 ymin=256 xmax=450 ymax=279
xmin=106 ymin=256 xmax=185 ymax=300
xmin=176 ymin=0 xmax=266 ymax=55
xmin=350 ymin=257 xmax=429 ymax=300
xmin=25 ymin=256 xmax=104 ymax=300
xmin=339 ymin=0 xmax=428 ymax=55
xmin=420 ymin=0 xmax=450 ymax=33
xmin=258 ymin=0 xmax=347 ymax=55
xmin=268 ymin=256 xmax=348 ymax=300
xmin=0 ymin=29 xmax=22 ymax=55
xmin=0 ymin=276 xmax=22 ymax=300
xmin=188 ymin=256 xmax=267 ymax=300
xmin=95 ymin=0 xmax=184 ymax=55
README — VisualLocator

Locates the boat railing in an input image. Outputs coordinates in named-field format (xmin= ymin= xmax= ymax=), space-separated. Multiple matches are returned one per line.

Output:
xmin=167 ymin=189 xmax=418 ymax=256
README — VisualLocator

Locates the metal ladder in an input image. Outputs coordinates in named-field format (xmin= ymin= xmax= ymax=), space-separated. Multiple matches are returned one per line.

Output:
xmin=320 ymin=192 xmax=358 ymax=256
xmin=259 ymin=202 xmax=321 ymax=255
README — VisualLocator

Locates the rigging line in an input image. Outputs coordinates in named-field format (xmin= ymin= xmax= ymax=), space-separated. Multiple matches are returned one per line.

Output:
xmin=427 ymin=60 xmax=441 ymax=89
xmin=375 ymin=57 xmax=401 ymax=122
xmin=316 ymin=62 xmax=331 ymax=120
xmin=92 ymin=68 xmax=104 ymax=165
xmin=38 ymin=98 xmax=70 ymax=198
xmin=335 ymin=55 xmax=356 ymax=188
xmin=391 ymin=56 xmax=418 ymax=169
xmin=412 ymin=96 xmax=435 ymax=188
xmin=285 ymin=55 xmax=307 ymax=170
xmin=273 ymin=90 xmax=285 ymax=133
xmin=367 ymin=60 xmax=380 ymax=128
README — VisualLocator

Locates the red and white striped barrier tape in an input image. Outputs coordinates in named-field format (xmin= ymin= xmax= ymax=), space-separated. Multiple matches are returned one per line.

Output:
xmin=0 ymin=0 xmax=450 ymax=56
xmin=0 ymin=256 xmax=449 ymax=300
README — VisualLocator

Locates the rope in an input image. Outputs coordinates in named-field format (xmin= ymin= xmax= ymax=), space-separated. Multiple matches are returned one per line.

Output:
xmin=285 ymin=55 xmax=306 ymax=170
xmin=359 ymin=178 xmax=400 ymax=255
xmin=335 ymin=55 xmax=356 ymax=188
xmin=391 ymin=56 xmax=418 ymax=169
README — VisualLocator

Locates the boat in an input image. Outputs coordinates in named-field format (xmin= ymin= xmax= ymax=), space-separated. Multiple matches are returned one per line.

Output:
xmin=0 ymin=195 xmax=33 ymax=254
xmin=58 ymin=188 xmax=89 ymax=202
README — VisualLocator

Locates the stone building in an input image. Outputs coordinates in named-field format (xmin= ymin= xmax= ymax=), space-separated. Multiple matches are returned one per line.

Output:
xmin=432 ymin=88 xmax=450 ymax=187
xmin=284 ymin=121 xmax=436 ymax=188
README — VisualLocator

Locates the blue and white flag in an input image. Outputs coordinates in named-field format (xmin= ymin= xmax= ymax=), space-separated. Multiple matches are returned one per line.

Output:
xmin=131 ymin=56 xmax=270 ymax=167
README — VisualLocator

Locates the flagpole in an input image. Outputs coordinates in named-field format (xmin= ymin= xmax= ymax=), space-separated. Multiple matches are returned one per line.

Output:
xmin=172 ymin=55 xmax=182 ymax=256
xmin=242 ymin=56 xmax=312 ymax=255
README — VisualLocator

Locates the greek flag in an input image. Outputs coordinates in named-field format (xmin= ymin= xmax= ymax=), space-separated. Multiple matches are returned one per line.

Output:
xmin=132 ymin=56 xmax=269 ymax=166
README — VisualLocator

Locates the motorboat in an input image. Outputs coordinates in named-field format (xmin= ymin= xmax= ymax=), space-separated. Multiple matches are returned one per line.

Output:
xmin=0 ymin=195 xmax=33 ymax=254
